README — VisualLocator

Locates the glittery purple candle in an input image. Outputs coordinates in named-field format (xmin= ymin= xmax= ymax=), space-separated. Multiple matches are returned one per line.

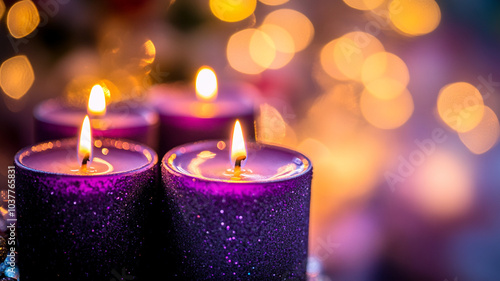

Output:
xmin=34 ymin=98 xmax=159 ymax=150
xmin=160 ymin=140 xmax=312 ymax=279
xmin=149 ymin=80 xmax=257 ymax=156
xmin=14 ymin=138 xmax=158 ymax=281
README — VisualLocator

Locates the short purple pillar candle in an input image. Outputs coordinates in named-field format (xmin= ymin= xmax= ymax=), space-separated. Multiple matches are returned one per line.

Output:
xmin=148 ymin=78 xmax=257 ymax=156
xmin=14 ymin=138 xmax=158 ymax=281
xmin=34 ymin=98 xmax=159 ymax=150
xmin=161 ymin=140 xmax=312 ymax=280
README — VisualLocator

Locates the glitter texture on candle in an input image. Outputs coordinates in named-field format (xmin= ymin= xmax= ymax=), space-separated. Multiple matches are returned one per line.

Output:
xmin=160 ymin=141 xmax=312 ymax=279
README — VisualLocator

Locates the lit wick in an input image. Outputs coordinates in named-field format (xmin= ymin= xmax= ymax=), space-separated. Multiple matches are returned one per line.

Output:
xmin=232 ymin=155 xmax=247 ymax=180
xmin=230 ymin=120 xmax=247 ymax=181
xmin=80 ymin=154 xmax=90 ymax=173
xmin=78 ymin=115 xmax=93 ymax=173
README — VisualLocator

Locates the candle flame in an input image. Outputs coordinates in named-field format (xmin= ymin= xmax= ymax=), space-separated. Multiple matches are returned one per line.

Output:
xmin=231 ymin=120 xmax=247 ymax=169
xmin=88 ymin=84 xmax=107 ymax=117
xmin=195 ymin=66 xmax=218 ymax=102
xmin=78 ymin=115 xmax=93 ymax=168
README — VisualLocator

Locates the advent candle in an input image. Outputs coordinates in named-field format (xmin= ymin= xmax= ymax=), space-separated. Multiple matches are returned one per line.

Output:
xmin=160 ymin=121 xmax=312 ymax=279
xmin=34 ymin=84 xmax=159 ymax=150
xmin=149 ymin=66 xmax=257 ymax=156
xmin=15 ymin=115 xmax=158 ymax=280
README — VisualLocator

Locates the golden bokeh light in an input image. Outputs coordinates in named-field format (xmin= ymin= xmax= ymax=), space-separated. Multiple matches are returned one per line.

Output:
xmin=343 ymin=0 xmax=384 ymax=11
xmin=141 ymin=39 xmax=156 ymax=67
xmin=320 ymin=40 xmax=349 ymax=81
xmin=259 ymin=24 xmax=295 ymax=69
xmin=459 ymin=106 xmax=500 ymax=154
xmin=437 ymin=82 xmax=484 ymax=133
xmin=259 ymin=0 xmax=288 ymax=6
xmin=65 ymin=77 xmax=118 ymax=106
xmin=389 ymin=0 xmax=441 ymax=36
xmin=0 ymin=55 xmax=35 ymax=100
xmin=411 ymin=150 xmax=473 ymax=220
xmin=0 ymin=0 xmax=5 ymax=20
xmin=210 ymin=0 xmax=256 ymax=22
xmin=249 ymin=29 xmax=276 ymax=69
xmin=360 ymin=88 xmax=414 ymax=129
xmin=263 ymin=9 xmax=314 ymax=52
xmin=302 ymin=131 xmax=388 ymax=231
xmin=361 ymin=52 xmax=409 ymax=99
xmin=307 ymin=84 xmax=362 ymax=140
xmin=7 ymin=0 xmax=40 ymax=39
xmin=321 ymin=32 xmax=385 ymax=81
xmin=227 ymin=28 xmax=275 ymax=75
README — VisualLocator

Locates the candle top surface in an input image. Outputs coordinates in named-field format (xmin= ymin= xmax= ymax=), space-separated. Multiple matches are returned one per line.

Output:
xmin=16 ymin=138 xmax=157 ymax=176
xmin=164 ymin=140 xmax=311 ymax=183
xmin=149 ymin=82 xmax=256 ymax=118
xmin=34 ymin=99 xmax=158 ymax=129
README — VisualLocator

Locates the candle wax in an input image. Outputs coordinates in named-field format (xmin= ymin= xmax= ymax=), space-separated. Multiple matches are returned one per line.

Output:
xmin=19 ymin=139 xmax=152 ymax=175
xmin=167 ymin=141 xmax=308 ymax=183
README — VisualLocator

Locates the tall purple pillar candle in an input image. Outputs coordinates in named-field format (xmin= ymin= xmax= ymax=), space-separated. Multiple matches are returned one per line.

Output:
xmin=34 ymin=98 xmax=159 ymax=150
xmin=14 ymin=138 xmax=158 ymax=280
xmin=148 ymin=67 xmax=257 ymax=156
xmin=161 ymin=138 xmax=312 ymax=279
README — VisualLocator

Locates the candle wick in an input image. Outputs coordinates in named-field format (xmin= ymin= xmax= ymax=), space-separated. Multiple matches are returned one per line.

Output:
xmin=231 ymin=156 xmax=246 ymax=180
xmin=80 ymin=154 xmax=90 ymax=173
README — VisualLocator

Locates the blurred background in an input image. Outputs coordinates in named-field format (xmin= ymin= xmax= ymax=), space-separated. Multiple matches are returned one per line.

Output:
xmin=1 ymin=0 xmax=500 ymax=280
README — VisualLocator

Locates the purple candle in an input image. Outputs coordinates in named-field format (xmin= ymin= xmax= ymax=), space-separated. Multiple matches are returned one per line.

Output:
xmin=160 ymin=121 xmax=312 ymax=279
xmin=148 ymin=66 xmax=256 ymax=156
xmin=34 ymin=85 xmax=159 ymax=150
xmin=15 ymin=116 xmax=158 ymax=280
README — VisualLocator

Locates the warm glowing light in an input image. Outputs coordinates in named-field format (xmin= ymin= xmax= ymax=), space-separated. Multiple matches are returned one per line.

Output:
xmin=259 ymin=0 xmax=288 ymax=6
xmin=65 ymin=77 xmax=117 ymax=107
xmin=389 ymin=0 xmax=441 ymax=36
xmin=259 ymin=24 xmax=295 ymax=69
xmin=410 ymin=150 xmax=473 ymax=220
xmin=0 ymin=1 xmax=5 ymax=20
xmin=459 ymin=106 xmax=500 ymax=154
xmin=343 ymin=0 xmax=384 ymax=10
xmin=88 ymin=85 xmax=107 ymax=117
xmin=0 ymin=55 xmax=35 ymax=100
xmin=321 ymin=32 xmax=385 ymax=81
xmin=250 ymin=29 xmax=276 ymax=69
xmin=227 ymin=29 xmax=275 ymax=74
xmin=437 ymin=82 xmax=484 ymax=133
xmin=361 ymin=52 xmax=409 ymax=99
xmin=141 ymin=39 xmax=156 ymax=66
xmin=263 ymin=9 xmax=314 ymax=52
xmin=78 ymin=115 xmax=93 ymax=167
xmin=210 ymin=0 xmax=256 ymax=22
xmin=195 ymin=67 xmax=218 ymax=102
xmin=360 ymin=88 xmax=414 ymax=129
xmin=231 ymin=120 xmax=247 ymax=168
xmin=308 ymin=84 xmax=362 ymax=140
xmin=7 ymin=0 xmax=40 ymax=38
